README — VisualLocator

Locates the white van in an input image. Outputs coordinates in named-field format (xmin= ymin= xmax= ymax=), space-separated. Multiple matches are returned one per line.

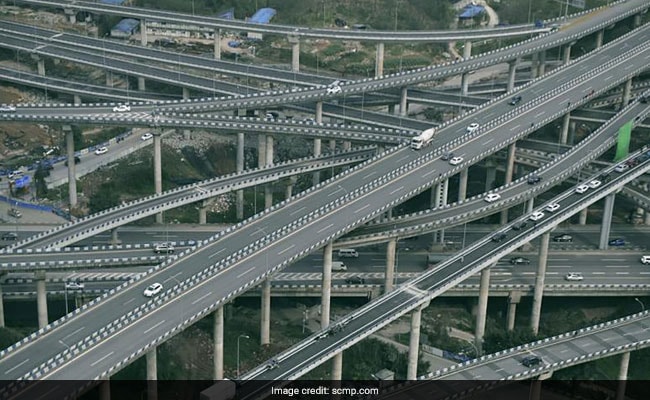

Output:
xmin=337 ymin=249 xmax=359 ymax=258
xmin=331 ymin=261 xmax=347 ymax=271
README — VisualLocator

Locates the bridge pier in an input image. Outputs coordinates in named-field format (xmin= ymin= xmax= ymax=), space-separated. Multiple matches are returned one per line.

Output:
xmin=64 ymin=8 xmax=76 ymax=24
xmin=507 ymin=58 xmax=519 ymax=92
xmin=595 ymin=29 xmax=604 ymax=48
xmin=331 ymin=352 xmax=343 ymax=380
xmin=343 ymin=141 xmax=351 ymax=151
xmin=616 ymin=351 xmax=630 ymax=400
xmin=110 ymin=228 xmax=121 ymax=245
xmin=399 ymin=87 xmax=408 ymax=116
xmin=199 ymin=200 xmax=208 ymax=224
xmin=633 ymin=13 xmax=642 ymax=28
xmin=622 ymin=78 xmax=632 ymax=107
xmin=236 ymin=132 xmax=245 ymax=220
xmin=485 ymin=160 xmax=496 ymax=191
xmin=138 ymin=77 xmax=146 ymax=91
xmin=99 ymin=380 xmax=110 ymax=400
xmin=431 ymin=180 xmax=449 ymax=245
xmin=530 ymin=52 xmax=538 ymax=79
xmin=475 ymin=265 xmax=492 ymax=354
xmin=257 ymin=134 xmax=266 ymax=167
xmin=260 ymin=278 xmax=271 ymax=346
xmin=506 ymin=291 xmax=522 ymax=331
xmin=458 ymin=168 xmax=468 ymax=202
xmin=578 ymin=207 xmax=588 ymax=224
xmin=140 ymin=19 xmax=148 ymax=46
xmin=265 ymin=135 xmax=274 ymax=208
xmin=321 ymin=242 xmax=333 ymax=329
xmin=385 ymin=239 xmax=396 ymax=293
xmin=460 ymin=73 xmax=469 ymax=96
xmin=213 ymin=28 xmax=221 ymax=60
xmin=375 ymin=42 xmax=385 ymax=77
xmin=329 ymin=139 xmax=336 ymax=153
xmin=500 ymin=143 xmax=516 ymax=224
xmin=529 ymin=380 xmax=542 ymax=400
xmin=35 ymin=270 xmax=48 ymax=329
xmin=288 ymin=34 xmax=300 ymax=72
xmin=407 ymin=301 xmax=429 ymax=379
xmin=146 ymin=347 xmax=157 ymax=400
xmin=106 ymin=71 xmax=114 ymax=87
xmin=313 ymin=138 xmax=322 ymax=186
xmin=182 ymin=87 xmax=190 ymax=100
xmin=560 ymin=112 xmax=570 ymax=145
xmin=64 ymin=125 xmax=77 ymax=207
xmin=526 ymin=197 xmax=534 ymax=214
xmin=153 ymin=132 xmax=163 ymax=224
xmin=0 ymin=273 xmax=5 ymax=328
xmin=598 ymin=193 xmax=615 ymax=250
xmin=286 ymin=175 xmax=297 ymax=200
xmin=213 ymin=306 xmax=224 ymax=379
xmin=530 ymin=232 xmax=550 ymax=335
xmin=36 ymin=58 xmax=45 ymax=77
xmin=537 ymin=51 xmax=546 ymax=76
xmin=73 ymin=94 xmax=81 ymax=105
xmin=562 ymin=45 xmax=572 ymax=65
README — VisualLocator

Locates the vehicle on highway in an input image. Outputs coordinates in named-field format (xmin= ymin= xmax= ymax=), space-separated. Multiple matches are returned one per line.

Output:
xmin=545 ymin=203 xmax=560 ymax=212
xmin=65 ymin=281 xmax=85 ymax=290
xmin=512 ymin=220 xmax=528 ymax=230
xmin=509 ymin=95 xmax=522 ymax=106
xmin=575 ymin=184 xmax=589 ymax=194
xmin=112 ymin=104 xmax=131 ymax=112
xmin=529 ymin=211 xmax=545 ymax=221
xmin=521 ymin=355 xmax=542 ymax=367
xmin=345 ymin=276 xmax=365 ymax=285
xmin=410 ymin=128 xmax=436 ymax=150
xmin=154 ymin=243 xmax=174 ymax=253
xmin=7 ymin=208 xmax=22 ymax=218
xmin=565 ymin=272 xmax=584 ymax=281
xmin=337 ymin=249 xmax=358 ymax=258
xmin=143 ymin=282 xmax=163 ymax=297
xmin=641 ymin=256 xmax=650 ymax=265
xmin=441 ymin=151 xmax=453 ymax=161
xmin=1 ymin=232 xmax=18 ymax=241
xmin=8 ymin=170 xmax=23 ymax=179
xmin=449 ymin=156 xmax=464 ymax=165
xmin=608 ymin=238 xmax=626 ymax=246
xmin=94 ymin=147 xmax=108 ymax=155
xmin=0 ymin=105 xmax=16 ymax=112
xmin=331 ymin=261 xmax=347 ymax=271
xmin=599 ymin=172 xmax=610 ymax=182
xmin=491 ymin=232 xmax=507 ymax=242
xmin=640 ymin=95 xmax=648 ymax=103
xmin=614 ymin=164 xmax=629 ymax=172
xmin=527 ymin=174 xmax=541 ymax=184
xmin=326 ymin=85 xmax=342 ymax=95
xmin=64 ymin=156 xmax=81 ymax=166
xmin=510 ymin=256 xmax=530 ymax=265
xmin=588 ymin=180 xmax=601 ymax=189
xmin=484 ymin=193 xmax=501 ymax=203
xmin=141 ymin=133 xmax=154 ymax=140
xmin=466 ymin=122 xmax=480 ymax=133
xmin=553 ymin=234 xmax=573 ymax=242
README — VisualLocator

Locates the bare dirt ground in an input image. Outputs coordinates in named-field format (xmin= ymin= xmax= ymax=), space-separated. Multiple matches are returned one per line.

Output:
xmin=0 ymin=86 xmax=51 ymax=162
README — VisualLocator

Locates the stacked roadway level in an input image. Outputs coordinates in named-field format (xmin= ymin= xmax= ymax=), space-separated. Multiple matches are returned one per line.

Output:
xmin=0 ymin=22 xmax=648 ymax=391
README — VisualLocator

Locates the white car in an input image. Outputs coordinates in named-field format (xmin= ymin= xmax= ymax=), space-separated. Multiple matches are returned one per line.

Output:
xmin=154 ymin=243 xmax=174 ymax=253
xmin=529 ymin=211 xmax=545 ymax=221
xmin=641 ymin=256 xmax=650 ymax=265
xmin=575 ymin=184 xmax=589 ymax=194
xmin=449 ymin=156 xmax=464 ymax=165
xmin=466 ymin=122 xmax=480 ymax=133
xmin=112 ymin=104 xmax=131 ymax=112
xmin=565 ymin=272 xmax=584 ymax=281
xmin=545 ymin=203 xmax=560 ymax=212
xmin=588 ymin=180 xmax=601 ymax=189
xmin=65 ymin=281 xmax=84 ymax=290
xmin=484 ymin=193 xmax=501 ymax=203
xmin=614 ymin=164 xmax=629 ymax=173
xmin=326 ymin=85 xmax=342 ymax=95
xmin=141 ymin=133 xmax=153 ymax=140
xmin=0 ymin=105 xmax=16 ymax=112
xmin=94 ymin=147 xmax=108 ymax=155
xmin=143 ymin=282 xmax=163 ymax=297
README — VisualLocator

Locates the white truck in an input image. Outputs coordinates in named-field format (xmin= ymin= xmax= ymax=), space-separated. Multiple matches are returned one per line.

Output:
xmin=410 ymin=127 xmax=436 ymax=149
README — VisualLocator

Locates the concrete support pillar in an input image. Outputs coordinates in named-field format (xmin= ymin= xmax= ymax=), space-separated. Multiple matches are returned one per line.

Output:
xmin=475 ymin=265 xmax=492 ymax=354
xmin=622 ymin=78 xmax=632 ymax=107
xmin=506 ymin=291 xmax=522 ymax=331
xmin=458 ymin=168 xmax=468 ymax=202
xmin=110 ymin=228 xmax=120 ymax=245
xmin=35 ymin=270 xmax=48 ymax=329
xmin=526 ymin=197 xmax=535 ymax=214
xmin=463 ymin=41 xmax=472 ymax=59
xmin=530 ymin=380 xmax=542 ymax=400
xmin=507 ymin=58 xmax=519 ymax=92
xmin=562 ymin=45 xmax=572 ymax=65
xmin=182 ymin=87 xmax=190 ymax=100
xmin=140 ymin=19 xmax=147 ymax=46
xmin=343 ymin=141 xmax=351 ymax=151
xmin=485 ymin=161 xmax=496 ymax=191
xmin=286 ymin=175 xmax=297 ymax=200
xmin=460 ymin=72 xmax=469 ymax=96
xmin=153 ymin=133 xmax=163 ymax=224
xmin=37 ymin=59 xmax=45 ymax=76
xmin=616 ymin=352 xmax=630 ymax=400
xmin=213 ymin=29 xmax=221 ymax=60
xmin=65 ymin=9 xmax=76 ymax=24
xmin=73 ymin=95 xmax=81 ymax=105
xmin=407 ymin=302 xmax=428 ymax=380
xmin=99 ymin=380 xmax=110 ymax=400
xmin=530 ymin=233 xmax=550 ymax=335
xmin=64 ymin=126 xmax=77 ymax=207
xmin=265 ymin=135 xmax=274 ymax=167
xmin=560 ymin=112 xmax=570 ymax=145
xmin=598 ymin=193 xmax=615 ymax=250
xmin=146 ymin=347 xmax=157 ymax=400
xmin=331 ymin=352 xmax=343 ymax=380
xmin=313 ymin=138 xmax=322 ymax=186
xmin=321 ymin=242 xmax=333 ymax=329
xmin=0 ymin=274 xmax=5 ymax=328
xmin=264 ymin=185 xmax=272 ymax=209
xmin=537 ymin=50 xmax=546 ymax=76
xmin=288 ymin=35 xmax=300 ymax=72
xmin=199 ymin=201 xmax=208 ymax=224
xmin=578 ymin=207 xmax=588 ymax=225
xmin=633 ymin=13 xmax=642 ymax=28
xmin=105 ymin=71 xmax=113 ymax=87
xmin=257 ymin=134 xmax=266 ymax=168
xmin=530 ymin=52 xmax=538 ymax=79
xmin=260 ymin=278 xmax=271 ymax=345
xmin=236 ymin=132 xmax=245 ymax=220
xmin=329 ymin=139 xmax=336 ymax=152
xmin=375 ymin=42 xmax=385 ymax=77
xmin=431 ymin=180 xmax=448 ymax=244
xmin=399 ymin=87 xmax=408 ymax=117
xmin=213 ymin=306 xmax=224 ymax=380
xmin=645 ymin=211 xmax=650 ymax=226
xmin=265 ymin=135 xmax=274 ymax=209
xmin=595 ymin=29 xmax=604 ymax=48
xmin=385 ymin=238 xmax=396 ymax=293
xmin=500 ymin=143 xmax=516 ymax=224
xmin=138 ymin=76 xmax=145 ymax=91
xmin=316 ymin=101 xmax=323 ymax=123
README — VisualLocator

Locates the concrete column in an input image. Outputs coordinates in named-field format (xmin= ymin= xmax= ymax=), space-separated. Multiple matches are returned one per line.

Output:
xmin=182 ymin=87 xmax=190 ymax=100
xmin=537 ymin=50 xmax=546 ymax=76
xmin=616 ymin=352 xmax=630 ymax=400
xmin=138 ymin=77 xmax=145 ymax=91
xmin=110 ymin=228 xmax=120 ymax=245
xmin=64 ymin=126 xmax=77 ymax=207
xmin=329 ymin=139 xmax=336 ymax=152
xmin=313 ymin=138 xmax=322 ymax=186
xmin=633 ymin=13 xmax=642 ymax=28
xmin=407 ymin=302 xmax=428 ymax=380
xmin=530 ymin=233 xmax=550 ymax=335
xmin=213 ymin=29 xmax=222 ymax=60
xmin=257 ymin=134 xmax=266 ymax=168
xmin=460 ymin=72 xmax=469 ymax=96
xmin=236 ymin=132 xmax=245 ymax=220
xmin=385 ymin=238 xmax=396 ymax=293
xmin=560 ymin=112 xmax=570 ymax=145
xmin=530 ymin=52 xmax=538 ymax=79
xmin=506 ymin=291 xmax=522 ymax=331
xmin=622 ymin=78 xmax=632 ymax=107
xmin=399 ymin=87 xmax=408 ymax=117
xmin=595 ymin=29 xmax=604 ymax=48
xmin=343 ymin=141 xmax=351 ymax=151
xmin=146 ymin=347 xmax=157 ymax=400
xmin=99 ymin=380 xmax=110 ymax=400
xmin=485 ymin=161 xmax=496 ymax=191
xmin=315 ymin=101 xmax=323 ymax=123
xmin=375 ymin=42 xmax=385 ymax=77
xmin=199 ymin=201 xmax=208 ymax=224
xmin=37 ymin=59 xmax=45 ymax=76
xmin=567 ymin=121 xmax=577 ymax=145
xmin=530 ymin=380 xmax=542 ymax=400
xmin=526 ymin=197 xmax=534 ymax=214
xmin=0 ymin=273 xmax=5 ymax=328
xmin=321 ymin=242 xmax=333 ymax=329
xmin=213 ymin=306 xmax=224 ymax=379
xmin=331 ymin=352 xmax=343 ymax=380
xmin=562 ymin=45 xmax=572 ymax=65
xmin=265 ymin=135 xmax=274 ymax=167
xmin=264 ymin=185 xmax=273 ymax=210
xmin=645 ymin=211 xmax=650 ymax=226
xmin=500 ymin=143 xmax=516 ymax=224
xmin=286 ymin=175 xmax=297 ymax=200
xmin=140 ymin=19 xmax=147 ymax=46
xmin=65 ymin=9 xmax=76 ymax=24
xmin=507 ymin=59 xmax=519 ymax=92
xmin=105 ymin=71 xmax=113 ymax=87
xmin=578 ymin=208 xmax=588 ymax=225
xmin=463 ymin=41 xmax=472 ymax=59
xmin=73 ymin=95 xmax=81 ymax=105
xmin=260 ymin=278 xmax=271 ymax=345
xmin=458 ymin=168 xmax=468 ymax=202
xmin=153 ymin=133 xmax=163 ymax=224
xmin=475 ymin=265 xmax=492 ymax=354
xmin=598 ymin=193 xmax=615 ymax=250
xmin=288 ymin=35 xmax=300 ymax=72
xmin=35 ymin=270 xmax=48 ymax=329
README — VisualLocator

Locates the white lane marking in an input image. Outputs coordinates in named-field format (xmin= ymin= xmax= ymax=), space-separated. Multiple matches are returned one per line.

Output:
xmin=560 ymin=349 xmax=569 ymax=353
xmin=552 ymin=265 xmax=572 ymax=268
xmin=640 ymin=272 xmax=650 ymax=275
xmin=143 ymin=320 xmax=166 ymax=335
xmin=423 ymin=169 xmax=437 ymax=177
xmin=603 ymin=259 xmax=626 ymax=261
xmin=534 ymin=111 xmax=546 ymax=118
xmin=208 ymin=248 xmax=227 ymax=259
xmin=624 ymin=64 xmax=635 ymax=71
xmin=362 ymin=171 xmax=377 ymax=179
xmin=328 ymin=188 xmax=343 ymax=197
xmin=390 ymin=186 xmax=404 ymax=195
xmin=592 ymin=272 xmax=605 ymax=275
xmin=61 ymin=327 xmax=85 ymax=341
xmin=397 ymin=155 xmax=409 ymax=163
xmin=237 ymin=267 xmax=255 ymax=278
xmin=510 ymin=124 xmax=521 ymax=131
xmin=4 ymin=358 xmax=30 ymax=375
xmin=615 ymin=272 xmax=629 ymax=275
xmin=604 ymin=75 xmax=613 ymax=81
xmin=289 ymin=206 xmax=307 ymax=216
xmin=604 ymin=265 xmax=629 ymax=268
xmin=317 ymin=223 xmax=334 ymax=234
xmin=354 ymin=204 xmax=370 ymax=214
xmin=163 ymin=272 xmax=183 ymax=284
xmin=90 ymin=351 xmax=115 ymax=367
xmin=123 ymin=298 xmax=136 ymax=306
xmin=549 ymin=258 xmax=569 ymax=261
xmin=483 ymin=139 xmax=493 ymax=145
xmin=278 ymin=244 xmax=295 ymax=255
xmin=191 ymin=291 xmax=213 ymax=305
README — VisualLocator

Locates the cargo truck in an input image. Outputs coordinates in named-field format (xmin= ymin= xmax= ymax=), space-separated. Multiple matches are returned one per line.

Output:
xmin=410 ymin=128 xmax=436 ymax=150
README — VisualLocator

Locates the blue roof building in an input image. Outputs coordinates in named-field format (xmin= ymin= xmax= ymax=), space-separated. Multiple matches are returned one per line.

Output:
xmin=249 ymin=8 xmax=276 ymax=24
xmin=100 ymin=0 xmax=127 ymax=4
xmin=110 ymin=18 xmax=140 ymax=38
xmin=459 ymin=4 xmax=485 ymax=19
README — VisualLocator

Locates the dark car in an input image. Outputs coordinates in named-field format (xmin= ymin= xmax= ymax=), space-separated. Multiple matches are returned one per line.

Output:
xmin=1 ymin=232 xmax=18 ymax=241
xmin=521 ymin=355 xmax=542 ymax=367
xmin=640 ymin=95 xmax=648 ymax=104
xmin=512 ymin=221 xmax=528 ymax=231
xmin=345 ymin=276 xmax=365 ymax=285
xmin=441 ymin=151 xmax=454 ymax=161
xmin=527 ymin=174 xmax=541 ymax=184
xmin=553 ymin=234 xmax=573 ymax=243
xmin=509 ymin=95 xmax=522 ymax=106
xmin=492 ymin=233 xmax=507 ymax=243
xmin=599 ymin=172 xmax=610 ymax=182
xmin=608 ymin=238 xmax=626 ymax=246
xmin=64 ymin=156 xmax=81 ymax=166
xmin=510 ymin=256 xmax=531 ymax=265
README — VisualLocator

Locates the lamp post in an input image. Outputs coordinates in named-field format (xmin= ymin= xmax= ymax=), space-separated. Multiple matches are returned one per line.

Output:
xmin=236 ymin=334 xmax=250 ymax=378
xmin=634 ymin=297 xmax=645 ymax=312
xmin=64 ymin=282 xmax=69 ymax=315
